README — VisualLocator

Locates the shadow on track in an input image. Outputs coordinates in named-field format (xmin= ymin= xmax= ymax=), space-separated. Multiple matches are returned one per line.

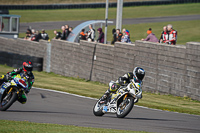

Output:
xmin=103 ymin=115 xmax=179 ymax=122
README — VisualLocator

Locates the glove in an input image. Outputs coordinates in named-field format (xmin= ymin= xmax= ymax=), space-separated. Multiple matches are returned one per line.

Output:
xmin=5 ymin=74 xmax=12 ymax=81
xmin=118 ymin=77 xmax=125 ymax=85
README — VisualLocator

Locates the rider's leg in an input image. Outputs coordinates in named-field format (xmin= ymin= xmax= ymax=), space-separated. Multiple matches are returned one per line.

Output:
xmin=18 ymin=93 xmax=27 ymax=104
xmin=100 ymin=83 xmax=119 ymax=103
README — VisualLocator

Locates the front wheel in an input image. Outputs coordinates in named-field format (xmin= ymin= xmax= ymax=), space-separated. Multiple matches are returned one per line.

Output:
xmin=93 ymin=98 xmax=105 ymax=116
xmin=0 ymin=92 xmax=17 ymax=111
xmin=116 ymin=97 xmax=134 ymax=118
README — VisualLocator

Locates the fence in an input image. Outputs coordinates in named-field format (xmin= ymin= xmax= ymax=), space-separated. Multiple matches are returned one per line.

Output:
xmin=0 ymin=37 xmax=199 ymax=101
xmin=0 ymin=0 xmax=200 ymax=10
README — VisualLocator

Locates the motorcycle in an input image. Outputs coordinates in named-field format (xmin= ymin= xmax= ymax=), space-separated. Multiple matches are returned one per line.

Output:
xmin=93 ymin=81 xmax=142 ymax=118
xmin=0 ymin=74 xmax=28 ymax=111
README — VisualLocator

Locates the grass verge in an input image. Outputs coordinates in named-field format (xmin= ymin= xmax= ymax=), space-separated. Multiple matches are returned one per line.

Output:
xmin=10 ymin=3 xmax=200 ymax=23
xmin=19 ymin=20 xmax=200 ymax=44
xmin=0 ymin=120 xmax=149 ymax=133
xmin=0 ymin=64 xmax=200 ymax=115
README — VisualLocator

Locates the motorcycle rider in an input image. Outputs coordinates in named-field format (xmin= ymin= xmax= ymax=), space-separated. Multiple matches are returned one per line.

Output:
xmin=0 ymin=61 xmax=34 ymax=104
xmin=100 ymin=67 xmax=145 ymax=103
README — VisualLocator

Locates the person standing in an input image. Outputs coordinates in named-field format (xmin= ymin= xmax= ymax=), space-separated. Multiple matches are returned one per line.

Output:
xmin=60 ymin=26 xmax=66 ymax=40
xmin=111 ymin=29 xmax=117 ymax=45
xmin=141 ymin=28 xmax=159 ymax=43
xmin=166 ymin=24 xmax=177 ymax=45
xmin=87 ymin=24 xmax=95 ymax=42
xmin=116 ymin=29 xmax=122 ymax=42
xmin=159 ymin=26 xmax=169 ymax=43
xmin=40 ymin=29 xmax=49 ymax=41
xmin=97 ymin=28 xmax=104 ymax=43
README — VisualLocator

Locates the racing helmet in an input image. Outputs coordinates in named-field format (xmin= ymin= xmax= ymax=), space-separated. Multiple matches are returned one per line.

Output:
xmin=133 ymin=67 xmax=145 ymax=81
xmin=23 ymin=61 xmax=33 ymax=72
xmin=109 ymin=83 xmax=119 ymax=92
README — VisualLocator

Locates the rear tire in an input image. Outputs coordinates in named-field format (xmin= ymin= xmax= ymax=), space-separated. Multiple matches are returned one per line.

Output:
xmin=93 ymin=98 xmax=105 ymax=116
xmin=0 ymin=92 xmax=17 ymax=111
xmin=116 ymin=97 xmax=134 ymax=118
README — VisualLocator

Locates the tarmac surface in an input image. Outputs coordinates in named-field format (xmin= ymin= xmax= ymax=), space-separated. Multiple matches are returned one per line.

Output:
xmin=20 ymin=14 xmax=200 ymax=33
xmin=0 ymin=88 xmax=200 ymax=133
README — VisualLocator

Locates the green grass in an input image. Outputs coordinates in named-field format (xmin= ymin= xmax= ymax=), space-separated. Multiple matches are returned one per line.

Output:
xmin=0 ymin=65 xmax=200 ymax=115
xmin=10 ymin=3 xmax=200 ymax=23
xmin=0 ymin=120 xmax=149 ymax=133
xmin=19 ymin=20 xmax=200 ymax=44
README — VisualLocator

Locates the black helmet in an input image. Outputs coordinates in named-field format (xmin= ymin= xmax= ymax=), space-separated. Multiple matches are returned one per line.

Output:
xmin=133 ymin=67 xmax=145 ymax=81
xmin=23 ymin=61 xmax=33 ymax=72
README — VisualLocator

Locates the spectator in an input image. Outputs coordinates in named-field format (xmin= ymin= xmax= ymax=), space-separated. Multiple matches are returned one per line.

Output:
xmin=116 ymin=29 xmax=122 ymax=42
xmin=121 ymin=30 xmax=131 ymax=43
xmin=87 ymin=24 xmax=95 ymax=42
xmin=159 ymin=26 xmax=168 ymax=43
xmin=141 ymin=28 xmax=159 ymax=43
xmin=85 ymin=31 xmax=88 ymax=40
xmin=27 ymin=28 xmax=32 ymax=34
xmin=97 ymin=28 xmax=104 ymax=43
xmin=40 ymin=29 xmax=49 ymax=40
xmin=122 ymin=28 xmax=126 ymax=38
xmin=29 ymin=29 xmax=36 ymax=41
xmin=53 ymin=30 xmax=61 ymax=39
xmin=60 ymin=26 xmax=67 ymax=40
xmin=65 ymin=25 xmax=70 ymax=37
xmin=111 ymin=28 xmax=116 ymax=45
xmin=31 ymin=30 xmax=40 ymax=42
xmin=24 ymin=32 xmax=31 ymax=40
xmin=166 ymin=24 xmax=177 ymax=45
xmin=79 ymin=29 xmax=86 ymax=40
xmin=68 ymin=27 xmax=73 ymax=36
xmin=0 ymin=21 xmax=4 ymax=31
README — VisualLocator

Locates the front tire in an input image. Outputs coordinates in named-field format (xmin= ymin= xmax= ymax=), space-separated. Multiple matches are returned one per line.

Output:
xmin=93 ymin=98 xmax=105 ymax=116
xmin=116 ymin=97 xmax=134 ymax=118
xmin=0 ymin=92 xmax=17 ymax=111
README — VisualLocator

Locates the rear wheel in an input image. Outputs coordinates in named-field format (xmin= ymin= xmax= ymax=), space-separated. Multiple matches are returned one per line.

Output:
xmin=116 ymin=96 xmax=134 ymax=118
xmin=0 ymin=91 xmax=17 ymax=111
xmin=93 ymin=98 xmax=105 ymax=116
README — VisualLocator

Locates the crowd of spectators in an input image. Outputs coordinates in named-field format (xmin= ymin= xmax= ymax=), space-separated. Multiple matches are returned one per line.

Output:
xmin=141 ymin=24 xmax=177 ymax=45
xmin=24 ymin=23 xmax=177 ymax=45
xmin=54 ymin=25 xmax=73 ymax=40
xmin=159 ymin=24 xmax=177 ymax=45
xmin=24 ymin=28 xmax=49 ymax=42
xmin=111 ymin=28 xmax=131 ymax=44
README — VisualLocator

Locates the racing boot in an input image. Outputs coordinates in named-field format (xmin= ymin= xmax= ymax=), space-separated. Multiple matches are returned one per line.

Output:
xmin=99 ymin=90 xmax=110 ymax=104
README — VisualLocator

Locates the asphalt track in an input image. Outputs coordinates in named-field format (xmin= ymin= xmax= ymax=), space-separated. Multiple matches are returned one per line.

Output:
xmin=20 ymin=14 xmax=200 ymax=33
xmin=0 ymin=88 xmax=200 ymax=133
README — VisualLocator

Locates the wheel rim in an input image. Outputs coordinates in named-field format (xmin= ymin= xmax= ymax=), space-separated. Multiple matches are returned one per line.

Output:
xmin=117 ymin=98 xmax=131 ymax=115
xmin=1 ymin=93 xmax=12 ymax=106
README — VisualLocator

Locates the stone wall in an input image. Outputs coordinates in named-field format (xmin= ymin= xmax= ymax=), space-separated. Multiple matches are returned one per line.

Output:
xmin=0 ymin=37 xmax=47 ymax=71
xmin=0 ymin=37 xmax=199 ymax=100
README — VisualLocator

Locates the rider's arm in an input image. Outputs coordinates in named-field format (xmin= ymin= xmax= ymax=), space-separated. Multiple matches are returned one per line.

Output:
xmin=118 ymin=72 xmax=133 ymax=85
xmin=9 ymin=68 xmax=23 ymax=76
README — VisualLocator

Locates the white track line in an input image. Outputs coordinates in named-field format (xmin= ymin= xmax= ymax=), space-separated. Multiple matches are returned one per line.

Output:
xmin=33 ymin=87 xmax=200 ymax=117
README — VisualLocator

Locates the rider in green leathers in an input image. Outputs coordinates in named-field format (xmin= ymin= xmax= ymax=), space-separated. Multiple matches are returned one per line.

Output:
xmin=0 ymin=61 xmax=34 ymax=104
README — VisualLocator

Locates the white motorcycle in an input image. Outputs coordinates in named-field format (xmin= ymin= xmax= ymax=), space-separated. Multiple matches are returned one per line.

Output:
xmin=93 ymin=80 xmax=142 ymax=118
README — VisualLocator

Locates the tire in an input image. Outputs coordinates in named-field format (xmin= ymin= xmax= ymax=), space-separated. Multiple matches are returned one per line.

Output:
xmin=0 ymin=92 xmax=18 ymax=111
xmin=93 ymin=98 xmax=105 ymax=116
xmin=116 ymin=97 xmax=134 ymax=118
